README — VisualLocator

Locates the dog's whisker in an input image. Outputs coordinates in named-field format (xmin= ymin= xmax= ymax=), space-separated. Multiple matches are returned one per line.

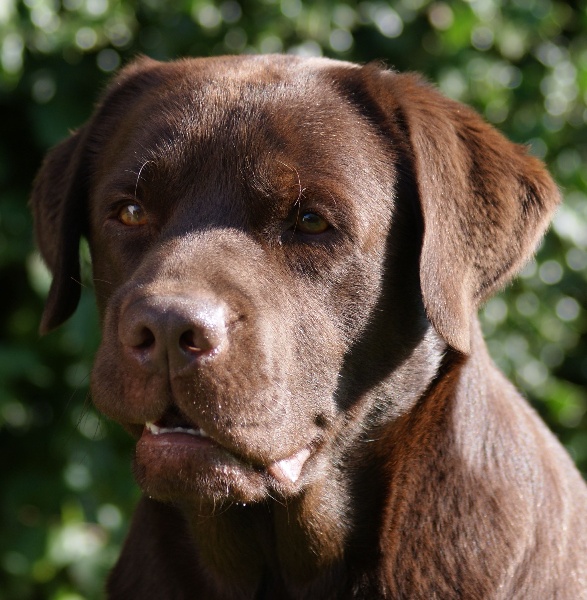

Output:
xmin=69 ymin=275 xmax=88 ymax=289
xmin=124 ymin=160 xmax=155 ymax=198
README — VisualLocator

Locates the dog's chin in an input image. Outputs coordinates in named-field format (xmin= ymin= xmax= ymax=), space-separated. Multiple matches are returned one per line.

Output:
xmin=132 ymin=425 xmax=313 ymax=505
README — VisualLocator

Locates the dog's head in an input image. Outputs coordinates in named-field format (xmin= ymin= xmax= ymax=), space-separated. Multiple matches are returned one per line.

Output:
xmin=31 ymin=55 xmax=559 ymax=506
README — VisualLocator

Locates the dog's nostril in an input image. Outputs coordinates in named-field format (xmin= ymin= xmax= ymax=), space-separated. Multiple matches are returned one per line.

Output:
xmin=179 ymin=330 xmax=205 ymax=353
xmin=136 ymin=327 xmax=156 ymax=349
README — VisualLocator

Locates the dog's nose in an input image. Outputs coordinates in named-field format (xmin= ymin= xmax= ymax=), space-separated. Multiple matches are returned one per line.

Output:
xmin=119 ymin=295 xmax=228 ymax=371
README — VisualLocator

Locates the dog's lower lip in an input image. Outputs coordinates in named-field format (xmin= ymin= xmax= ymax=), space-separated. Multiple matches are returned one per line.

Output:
xmin=140 ymin=422 xmax=313 ymax=485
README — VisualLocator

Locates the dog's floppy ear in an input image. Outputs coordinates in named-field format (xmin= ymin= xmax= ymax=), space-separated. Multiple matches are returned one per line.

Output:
xmin=367 ymin=70 xmax=560 ymax=353
xmin=31 ymin=127 xmax=89 ymax=334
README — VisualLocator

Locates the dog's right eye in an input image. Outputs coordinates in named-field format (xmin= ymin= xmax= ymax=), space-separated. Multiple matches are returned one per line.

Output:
xmin=117 ymin=203 xmax=147 ymax=226
xmin=296 ymin=211 xmax=330 ymax=235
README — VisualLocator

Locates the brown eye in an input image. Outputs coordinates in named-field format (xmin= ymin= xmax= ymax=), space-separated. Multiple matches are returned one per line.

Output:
xmin=296 ymin=212 xmax=329 ymax=235
xmin=118 ymin=203 xmax=147 ymax=226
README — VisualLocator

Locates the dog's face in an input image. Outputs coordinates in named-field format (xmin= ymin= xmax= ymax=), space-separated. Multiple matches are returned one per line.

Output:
xmin=87 ymin=56 xmax=438 ymax=505
xmin=32 ymin=55 xmax=559 ymax=508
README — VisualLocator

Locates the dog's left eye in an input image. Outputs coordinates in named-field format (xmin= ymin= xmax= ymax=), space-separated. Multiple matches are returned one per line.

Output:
xmin=296 ymin=212 xmax=330 ymax=235
xmin=117 ymin=203 xmax=147 ymax=226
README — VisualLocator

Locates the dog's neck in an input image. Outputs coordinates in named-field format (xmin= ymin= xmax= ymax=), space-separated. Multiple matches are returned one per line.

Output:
xmin=183 ymin=481 xmax=353 ymax=598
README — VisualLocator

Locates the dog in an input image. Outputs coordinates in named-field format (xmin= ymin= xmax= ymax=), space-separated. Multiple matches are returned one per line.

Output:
xmin=32 ymin=55 xmax=587 ymax=599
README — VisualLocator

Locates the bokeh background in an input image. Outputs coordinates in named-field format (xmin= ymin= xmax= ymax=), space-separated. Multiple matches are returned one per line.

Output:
xmin=1 ymin=0 xmax=586 ymax=598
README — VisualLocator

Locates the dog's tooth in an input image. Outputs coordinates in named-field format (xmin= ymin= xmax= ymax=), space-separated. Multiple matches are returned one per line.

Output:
xmin=191 ymin=427 xmax=208 ymax=437
xmin=146 ymin=422 xmax=207 ymax=437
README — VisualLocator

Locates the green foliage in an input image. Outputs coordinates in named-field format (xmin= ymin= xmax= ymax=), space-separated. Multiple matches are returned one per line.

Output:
xmin=1 ymin=0 xmax=586 ymax=597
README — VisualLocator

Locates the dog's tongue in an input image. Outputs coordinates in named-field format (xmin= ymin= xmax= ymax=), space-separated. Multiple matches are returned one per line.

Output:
xmin=267 ymin=448 xmax=311 ymax=484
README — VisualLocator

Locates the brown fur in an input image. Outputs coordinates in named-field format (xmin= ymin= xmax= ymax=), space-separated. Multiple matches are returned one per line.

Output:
xmin=31 ymin=55 xmax=587 ymax=599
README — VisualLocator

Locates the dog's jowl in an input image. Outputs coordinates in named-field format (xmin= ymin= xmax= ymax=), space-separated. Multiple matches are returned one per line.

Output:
xmin=32 ymin=55 xmax=587 ymax=599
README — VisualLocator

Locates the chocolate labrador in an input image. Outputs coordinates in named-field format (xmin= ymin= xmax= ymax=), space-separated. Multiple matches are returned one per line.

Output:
xmin=32 ymin=55 xmax=587 ymax=598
